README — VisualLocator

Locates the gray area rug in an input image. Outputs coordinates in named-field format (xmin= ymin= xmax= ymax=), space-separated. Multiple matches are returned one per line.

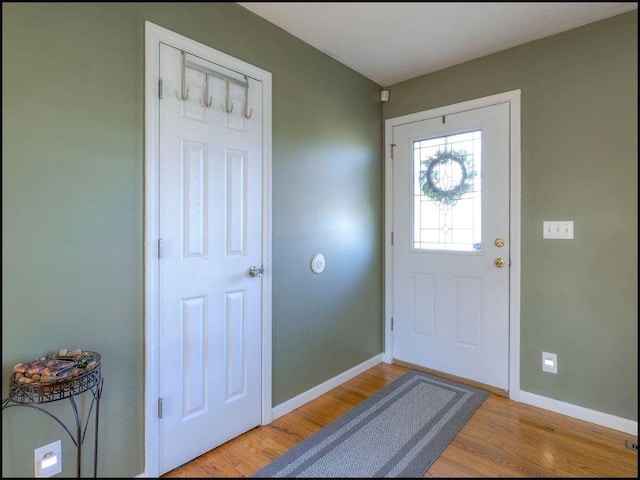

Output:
xmin=253 ymin=369 xmax=489 ymax=478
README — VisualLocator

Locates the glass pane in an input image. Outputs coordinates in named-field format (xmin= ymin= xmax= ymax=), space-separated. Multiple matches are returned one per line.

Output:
xmin=413 ymin=131 xmax=481 ymax=252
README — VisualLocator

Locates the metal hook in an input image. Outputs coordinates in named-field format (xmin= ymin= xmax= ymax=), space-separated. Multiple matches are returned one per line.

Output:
xmin=203 ymin=73 xmax=213 ymax=108
xmin=243 ymin=76 xmax=253 ymax=119
xmin=180 ymin=51 xmax=190 ymax=101
xmin=224 ymin=81 xmax=234 ymax=113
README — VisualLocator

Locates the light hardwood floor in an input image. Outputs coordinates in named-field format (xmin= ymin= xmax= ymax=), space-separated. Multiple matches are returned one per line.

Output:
xmin=162 ymin=363 xmax=638 ymax=478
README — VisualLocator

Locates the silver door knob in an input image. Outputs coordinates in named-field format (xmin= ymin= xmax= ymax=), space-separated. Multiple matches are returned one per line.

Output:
xmin=248 ymin=265 xmax=264 ymax=277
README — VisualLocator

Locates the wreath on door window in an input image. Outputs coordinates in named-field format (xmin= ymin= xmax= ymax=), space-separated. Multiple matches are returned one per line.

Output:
xmin=419 ymin=150 xmax=476 ymax=206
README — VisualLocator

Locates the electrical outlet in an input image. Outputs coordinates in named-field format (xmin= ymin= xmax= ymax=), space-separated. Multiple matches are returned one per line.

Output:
xmin=625 ymin=439 xmax=638 ymax=451
xmin=542 ymin=352 xmax=558 ymax=374
xmin=34 ymin=440 xmax=62 ymax=477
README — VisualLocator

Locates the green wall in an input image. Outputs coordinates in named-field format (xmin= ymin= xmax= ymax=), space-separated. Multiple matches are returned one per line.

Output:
xmin=384 ymin=11 xmax=637 ymax=421
xmin=3 ymin=3 xmax=636 ymax=478
xmin=2 ymin=3 xmax=383 ymax=477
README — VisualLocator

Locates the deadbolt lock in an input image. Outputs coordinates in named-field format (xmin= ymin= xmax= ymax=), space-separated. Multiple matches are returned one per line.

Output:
xmin=494 ymin=238 xmax=505 ymax=248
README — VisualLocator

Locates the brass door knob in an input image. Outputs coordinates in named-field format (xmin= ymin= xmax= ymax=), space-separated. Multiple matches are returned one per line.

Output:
xmin=493 ymin=258 xmax=505 ymax=268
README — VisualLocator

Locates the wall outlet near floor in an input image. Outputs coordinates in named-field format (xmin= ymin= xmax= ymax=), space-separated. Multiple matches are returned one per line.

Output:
xmin=542 ymin=351 xmax=558 ymax=374
xmin=625 ymin=439 xmax=638 ymax=451
xmin=34 ymin=440 xmax=62 ymax=477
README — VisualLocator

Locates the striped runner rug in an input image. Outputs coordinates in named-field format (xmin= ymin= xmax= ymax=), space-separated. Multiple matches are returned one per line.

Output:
xmin=253 ymin=369 xmax=489 ymax=478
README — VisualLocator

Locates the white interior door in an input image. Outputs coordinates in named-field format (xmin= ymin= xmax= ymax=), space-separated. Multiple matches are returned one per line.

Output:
xmin=392 ymin=102 xmax=510 ymax=391
xmin=157 ymin=43 xmax=264 ymax=474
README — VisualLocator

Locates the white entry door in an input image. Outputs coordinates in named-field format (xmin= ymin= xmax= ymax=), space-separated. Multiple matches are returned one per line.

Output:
xmin=391 ymin=101 xmax=511 ymax=391
xmin=157 ymin=42 xmax=264 ymax=474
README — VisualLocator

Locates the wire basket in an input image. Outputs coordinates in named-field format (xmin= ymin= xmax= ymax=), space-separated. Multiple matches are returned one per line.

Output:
xmin=7 ymin=352 xmax=101 ymax=405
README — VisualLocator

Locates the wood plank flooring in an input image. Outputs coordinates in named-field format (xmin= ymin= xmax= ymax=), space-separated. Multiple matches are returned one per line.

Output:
xmin=162 ymin=363 xmax=638 ymax=478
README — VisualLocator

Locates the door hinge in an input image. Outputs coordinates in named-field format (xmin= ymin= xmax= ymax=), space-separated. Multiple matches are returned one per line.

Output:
xmin=158 ymin=78 xmax=163 ymax=99
xmin=390 ymin=144 xmax=396 ymax=160
xmin=391 ymin=232 xmax=394 ymax=245
xmin=158 ymin=238 xmax=163 ymax=259
xmin=391 ymin=317 xmax=394 ymax=330
xmin=157 ymin=397 xmax=163 ymax=419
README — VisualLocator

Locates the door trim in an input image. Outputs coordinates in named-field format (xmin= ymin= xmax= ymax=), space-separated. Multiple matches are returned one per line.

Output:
xmin=383 ymin=90 xmax=521 ymax=401
xmin=144 ymin=21 xmax=273 ymax=477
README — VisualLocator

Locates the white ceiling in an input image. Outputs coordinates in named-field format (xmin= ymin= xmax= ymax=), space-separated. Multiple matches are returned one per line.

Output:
xmin=238 ymin=2 xmax=637 ymax=86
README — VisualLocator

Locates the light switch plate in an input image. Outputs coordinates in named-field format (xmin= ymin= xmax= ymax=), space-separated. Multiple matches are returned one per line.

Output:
xmin=543 ymin=221 xmax=573 ymax=239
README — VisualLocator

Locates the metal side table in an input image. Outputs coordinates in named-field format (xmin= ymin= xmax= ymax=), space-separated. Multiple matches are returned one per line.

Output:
xmin=2 ymin=352 xmax=103 ymax=478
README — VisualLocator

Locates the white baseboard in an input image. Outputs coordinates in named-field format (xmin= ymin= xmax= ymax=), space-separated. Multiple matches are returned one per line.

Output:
xmin=519 ymin=390 xmax=638 ymax=436
xmin=271 ymin=354 xmax=384 ymax=421
xmin=272 ymin=357 xmax=637 ymax=436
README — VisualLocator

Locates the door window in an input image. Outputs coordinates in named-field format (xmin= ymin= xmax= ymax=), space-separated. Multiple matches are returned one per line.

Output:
xmin=412 ymin=130 xmax=482 ymax=252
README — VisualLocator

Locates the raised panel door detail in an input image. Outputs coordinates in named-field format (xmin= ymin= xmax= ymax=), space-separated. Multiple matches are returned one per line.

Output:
xmin=182 ymin=68 xmax=208 ymax=122
xmin=225 ymin=82 xmax=246 ymax=131
xmin=225 ymin=290 xmax=246 ymax=400
xmin=412 ymin=273 xmax=435 ymax=337
xmin=182 ymin=140 xmax=208 ymax=259
xmin=455 ymin=277 xmax=482 ymax=348
xmin=181 ymin=296 xmax=207 ymax=418
xmin=225 ymin=149 xmax=247 ymax=258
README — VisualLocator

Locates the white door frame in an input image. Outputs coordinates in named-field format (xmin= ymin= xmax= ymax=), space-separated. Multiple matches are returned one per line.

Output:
xmin=383 ymin=90 xmax=521 ymax=400
xmin=143 ymin=21 xmax=272 ymax=477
